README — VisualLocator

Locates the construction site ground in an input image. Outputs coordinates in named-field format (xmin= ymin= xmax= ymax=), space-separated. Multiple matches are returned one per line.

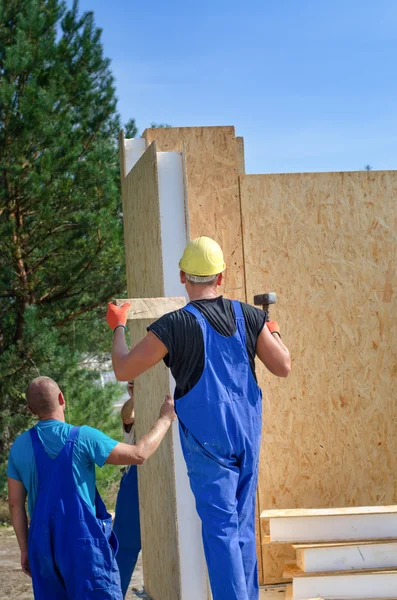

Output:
xmin=0 ymin=526 xmax=286 ymax=599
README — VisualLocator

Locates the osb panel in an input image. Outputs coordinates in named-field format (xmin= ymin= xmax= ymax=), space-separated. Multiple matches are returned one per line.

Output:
xmin=240 ymin=171 xmax=397 ymax=583
xmin=144 ymin=127 xmax=264 ymax=584
xmin=143 ymin=127 xmax=245 ymax=301
xmin=236 ymin=136 xmax=246 ymax=175
xmin=121 ymin=141 xmax=181 ymax=600
xmin=122 ymin=141 xmax=163 ymax=299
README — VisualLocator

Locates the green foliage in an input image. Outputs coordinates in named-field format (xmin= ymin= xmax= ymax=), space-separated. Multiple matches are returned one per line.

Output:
xmin=0 ymin=0 xmax=126 ymax=497
xmin=150 ymin=122 xmax=172 ymax=128
xmin=124 ymin=118 xmax=138 ymax=139
xmin=0 ymin=0 xmax=172 ymax=504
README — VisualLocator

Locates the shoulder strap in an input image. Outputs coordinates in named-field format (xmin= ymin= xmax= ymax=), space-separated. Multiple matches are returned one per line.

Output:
xmin=232 ymin=300 xmax=247 ymax=347
xmin=183 ymin=303 xmax=205 ymax=321
xmin=183 ymin=303 xmax=207 ymax=336
xmin=29 ymin=426 xmax=53 ymax=468
xmin=67 ymin=426 xmax=80 ymax=443
xmin=29 ymin=424 xmax=79 ymax=464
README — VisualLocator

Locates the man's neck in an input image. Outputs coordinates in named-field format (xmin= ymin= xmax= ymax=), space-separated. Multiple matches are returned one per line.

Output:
xmin=188 ymin=287 xmax=219 ymax=302
xmin=39 ymin=412 xmax=65 ymax=422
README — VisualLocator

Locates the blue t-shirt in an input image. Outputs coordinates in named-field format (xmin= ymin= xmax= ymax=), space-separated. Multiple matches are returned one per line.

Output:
xmin=7 ymin=420 xmax=118 ymax=517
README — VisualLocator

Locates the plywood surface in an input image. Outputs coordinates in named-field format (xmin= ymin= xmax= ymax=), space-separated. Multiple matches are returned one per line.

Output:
xmin=143 ymin=126 xmax=245 ymax=301
xmin=115 ymin=297 xmax=186 ymax=320
xmin=240 ymin=171 xmax=397 ymax=583
xmin=284 ymin=564 xmax=397 ymax=578
xmin=236 ymin=136 xmax=246 ymax=175
xmin=293 ymin=540 xmax=397 ymax=549
xmin=120 ymin=140 xmax=181 ymax=600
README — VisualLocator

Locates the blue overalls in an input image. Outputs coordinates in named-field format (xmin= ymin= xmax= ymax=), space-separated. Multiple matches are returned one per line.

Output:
xmin=113 ymin=465 xmax=141 ymax=597
xmin=28 ymin=426 xmax=122 ymax=600
xmin=175 ymin=301 xmax=262 ymax=600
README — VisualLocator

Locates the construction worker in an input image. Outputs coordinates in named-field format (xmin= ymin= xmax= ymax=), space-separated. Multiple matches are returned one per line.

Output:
xmin=7 ymin=376 xmax=175 ymax=600
xmin=113 ymin=380 xmax=141 ymax=598
xmin=106 ymin=236 xmax=291 ymax=600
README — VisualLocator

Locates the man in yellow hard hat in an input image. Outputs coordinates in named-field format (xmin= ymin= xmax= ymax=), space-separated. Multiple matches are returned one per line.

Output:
xmin=107 ymin=236 xmax=291 ymax=600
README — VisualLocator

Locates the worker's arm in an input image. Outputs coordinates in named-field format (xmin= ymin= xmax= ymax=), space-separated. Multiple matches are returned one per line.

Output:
xmin=106 ymin=394 xmax=175 ymax=466
xmin=256 ymin=324 xmax=291 ymax=377
xmin=112 ymin=330 xmax=168 ymax=381
xmin=121 ymin=381 xmax=135 ymax=427
xmin=106 ymin=302 xmax=168 ymax=381
xmin=7 ymin=478 xmax=31 ymax=577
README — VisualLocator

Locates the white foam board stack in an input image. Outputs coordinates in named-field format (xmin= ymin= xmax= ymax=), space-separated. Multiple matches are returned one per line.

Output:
xmin=261 ymin=506 xmax=397 ymax=600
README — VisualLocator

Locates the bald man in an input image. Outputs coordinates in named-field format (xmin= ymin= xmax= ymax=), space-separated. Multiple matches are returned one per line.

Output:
xmin=7 ymin=376 xmax=175 ymax=600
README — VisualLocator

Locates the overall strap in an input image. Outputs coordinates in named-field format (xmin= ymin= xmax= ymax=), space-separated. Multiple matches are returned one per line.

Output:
xmin=232 ymin=300 xmax=247 ymax=347
xmin=29 ymin=425 xmax=79 ymax=467
xmin=29 ymin=426 xmax=53 ymax=468
xmin=60 ymin=426 xmax=80 ymax=463
xmin=183 ymin=303 xmax=207 ymax=334
xmin=67 ymin=426 xmax=80 ymax=443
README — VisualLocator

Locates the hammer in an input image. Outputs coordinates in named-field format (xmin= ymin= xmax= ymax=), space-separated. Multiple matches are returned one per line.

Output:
xmin=254 ymin=293 xmax=277 ymax=321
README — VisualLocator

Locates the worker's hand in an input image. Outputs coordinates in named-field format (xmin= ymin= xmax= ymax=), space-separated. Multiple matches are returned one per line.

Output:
xmin=127 ymin=380 xmax=134 ymax=400
xmin=106 ymin=302 xmax=130 ymax=331
xmin=266 ymin=321 xmax=281 ymax=336
xmin=159 ymin=394 xmax=176 ymax=424
xmin=21 ymin=551 xmax=31 ymax=577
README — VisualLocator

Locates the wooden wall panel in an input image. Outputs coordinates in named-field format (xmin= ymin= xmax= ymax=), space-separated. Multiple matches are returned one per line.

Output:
xmin=143 ymin=127 xmax=245 ymax=301
xmin=144 ymin=127 xmax=265 ymax=584
xmin=121 ymin=140 xmax=181 ymax=599
xmin=235 ymin=136 xmax=246 ymax=175
xmin=240 ymin=170 xmax=397 ymax=582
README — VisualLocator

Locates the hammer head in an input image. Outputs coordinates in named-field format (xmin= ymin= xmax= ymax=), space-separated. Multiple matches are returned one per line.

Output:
xmin=254 ymin=293 xmax=277 ymax=308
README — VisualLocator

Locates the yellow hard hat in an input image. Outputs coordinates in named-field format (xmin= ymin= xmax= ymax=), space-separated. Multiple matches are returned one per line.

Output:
xmin=179 ymin=236 xmax=226 ymax=277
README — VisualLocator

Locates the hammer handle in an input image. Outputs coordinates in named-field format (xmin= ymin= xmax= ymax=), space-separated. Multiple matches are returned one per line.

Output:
xmin=262 ymin=303 xmax=270 ymax=321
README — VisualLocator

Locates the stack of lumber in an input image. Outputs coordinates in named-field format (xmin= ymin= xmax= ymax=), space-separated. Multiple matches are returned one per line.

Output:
xmin=261 ymin=506 xmax=397 ymax=600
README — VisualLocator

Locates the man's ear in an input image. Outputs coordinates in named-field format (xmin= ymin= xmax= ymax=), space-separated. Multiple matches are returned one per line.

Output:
xmin=58 ymin=391 xmax=65 ymax=406
xmin=27 ymin=405 xmax=36 ymax=416
xmin=217 ymin=273 xmax=223 ymax=286
xmin=180 ymin=270 xmax=187 ymax=284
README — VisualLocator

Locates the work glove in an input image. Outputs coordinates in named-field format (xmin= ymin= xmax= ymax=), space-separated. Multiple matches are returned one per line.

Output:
xmin=106 ymin=302 xmax=130 ymax=331
xmin=266 ymin=321 xmax=281 ymax=336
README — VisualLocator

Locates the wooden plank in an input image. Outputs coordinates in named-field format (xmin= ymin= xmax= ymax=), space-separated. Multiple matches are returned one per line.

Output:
xmin=268 ymin=513 xmax=397 ymax=543
xmin=143 ymin=126 xmax=245 ymax=302
xmin=296 ymin=541 xmax=397 ymax=573
xmin=284 ymin=564 xmax=397 ymax=579
xmin=260 ymin=585 xmax=287 ymax=600
xmin=240 ymin=171 xmax=397 ymax=582
xmin=293 ymin=540 xmax=397 ymax=549
xmin=156 ymin=149 xmax=210 ymax=600
xmin=236 ymin=136 xmax=246 ymax=175
xmin=262 ymin=507 xmax=397 ymax=519
xmin=285 ymin=584 xmax=293 ymax=600
xmin=289 ymin=567 xmax=397 ymax=600
xmin=257 ymin=497 xmax=264 ymax=584
xmin=120 ymin=140 xmax=182 ymax=600
xmin=115 ymin=297 xmax=186 ymax=320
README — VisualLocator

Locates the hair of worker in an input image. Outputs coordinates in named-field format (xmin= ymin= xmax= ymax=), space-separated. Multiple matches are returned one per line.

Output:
xmin=26 ymin=376 xmax=62 ymax=417
xmin=184 ymin=273 xmax=219 ymax=284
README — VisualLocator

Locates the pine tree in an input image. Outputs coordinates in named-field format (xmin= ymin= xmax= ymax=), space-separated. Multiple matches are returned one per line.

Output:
xmin=0 ymin=0 xmax=127 ymax=492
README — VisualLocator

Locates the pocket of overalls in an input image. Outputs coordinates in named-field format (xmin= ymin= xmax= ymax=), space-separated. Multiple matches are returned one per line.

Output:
xmin=72 ymin=537 xmax=113 ymax=587
xmin=100 ymin=516 xmax=119 ymax=557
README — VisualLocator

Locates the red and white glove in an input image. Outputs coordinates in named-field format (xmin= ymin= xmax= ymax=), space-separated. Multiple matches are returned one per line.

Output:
xmin=106 ymin=302 xmax=130 ymax=332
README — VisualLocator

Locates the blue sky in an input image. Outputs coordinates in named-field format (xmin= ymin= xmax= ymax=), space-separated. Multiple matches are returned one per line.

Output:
xmin=72 ymin=0 xmax=397 ymax=174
